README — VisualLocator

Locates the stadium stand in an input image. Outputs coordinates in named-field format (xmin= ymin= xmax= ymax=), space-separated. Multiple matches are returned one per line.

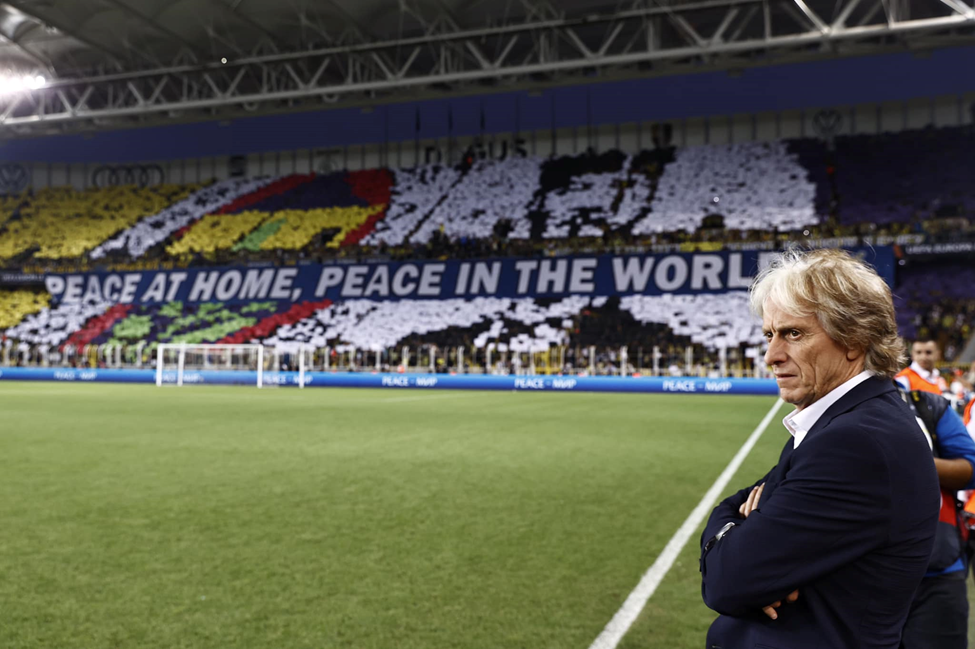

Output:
xmin=634 ymin=141 xmax=819 ymax=235
xmin=833 ymin=126 xmax=975 ymax=224
xmin=6 ymin=298 xmax=114 ymax=346
xmin=540 ymin=150 xmax=659 ymax=239
xmin=3 ymin=126 xmax=975 ymax=373
xmin=3 ymin=289 xmax=765 ymax=368
xmin=0 ymin=185 xmax=197 ymax=263
xmin=89 ymin=177 xmax=277 ymax=260
xmin=621 ymin=293 xmax=761 ymax=351
xmin=0 ymin=288 xmax=49 ymax=329
xmin=362 ymin=164 xmax=462 ymax=247
xmin=895 ymin=263 xmax=975 ymax=361
xmin=409 ymin=157 xmax=539 ymax=243
xmin=4 ymin=128 xmax=975 ymax=273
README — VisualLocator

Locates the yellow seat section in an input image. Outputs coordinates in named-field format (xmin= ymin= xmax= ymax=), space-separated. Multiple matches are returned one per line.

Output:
xmin=0 ymin=192 xmax=28 ymax=228
xmin=257 ymin=205 xmax=384 ymax=251
xmin=0 ymin=184 xmax=197 ymax=261
xmin=0 ymin=289 xmax=49 ymax=329
xmin=166 ymin=210 xmax=267 ymax=255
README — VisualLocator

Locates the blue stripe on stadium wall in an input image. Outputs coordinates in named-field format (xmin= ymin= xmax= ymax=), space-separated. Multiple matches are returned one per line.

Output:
xmin=42 ymin=247 xmax=894 ymax=306
xmin=0 ymin=367 xmax=781 ymax=395
xmin=1 ymin=45 xmax=973 ymax=163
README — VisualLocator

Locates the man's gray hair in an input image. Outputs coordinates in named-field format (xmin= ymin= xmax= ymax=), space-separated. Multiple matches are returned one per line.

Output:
xmin=749 ymin=248 xmax=905 ymax=378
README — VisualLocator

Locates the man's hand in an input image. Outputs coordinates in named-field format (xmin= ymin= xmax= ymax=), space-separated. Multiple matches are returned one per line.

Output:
xmin=739 ymin=483 xmax=765 ymax=519
xmin=762 ymin=589 xmax=800 ymax=620
xmin=735 ymin=482 xmax=797 ymax=618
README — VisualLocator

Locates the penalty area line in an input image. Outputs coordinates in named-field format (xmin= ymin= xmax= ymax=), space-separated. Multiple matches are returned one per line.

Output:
xmin=587 ymin=398 xmax=784 ymax=649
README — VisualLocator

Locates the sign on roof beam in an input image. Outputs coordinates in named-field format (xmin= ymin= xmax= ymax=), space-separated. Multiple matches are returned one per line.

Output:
xmin=793 ymin=0 xmax=831 ymax=32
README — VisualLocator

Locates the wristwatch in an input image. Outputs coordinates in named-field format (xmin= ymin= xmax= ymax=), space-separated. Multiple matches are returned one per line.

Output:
xmin=704 ymin=521 xmax=737 ymax=553
xmin=700 ymin=521 xmax=737 ymax=575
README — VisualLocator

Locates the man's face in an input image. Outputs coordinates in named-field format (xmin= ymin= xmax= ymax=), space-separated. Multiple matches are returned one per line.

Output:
xmin=912 ymin=341 xmax=939 ymax=372
xmin=763 ymin=301 xmax=860 ymax=411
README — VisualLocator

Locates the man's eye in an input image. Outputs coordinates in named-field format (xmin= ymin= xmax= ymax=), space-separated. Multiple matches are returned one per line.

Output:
xmin=788 ymin=330 xmax=801 ymax=338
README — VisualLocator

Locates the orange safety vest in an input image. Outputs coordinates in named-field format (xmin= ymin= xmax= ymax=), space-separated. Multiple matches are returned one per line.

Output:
xmin=962 ymin=398 xmax=975 ymax=518
xmin=895 ymin=367 xmax=948 ymax=395
xmin=902 ymin=389 xmax=970 ymax=562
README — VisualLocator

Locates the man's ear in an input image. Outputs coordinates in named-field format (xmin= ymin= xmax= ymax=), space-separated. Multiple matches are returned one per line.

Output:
xmin=846 ymin=347 xmax=864 ymax=362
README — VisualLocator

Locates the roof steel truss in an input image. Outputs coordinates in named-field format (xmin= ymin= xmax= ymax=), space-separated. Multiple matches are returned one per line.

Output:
xmin=0 ymin=0 xmax=972 ymax=134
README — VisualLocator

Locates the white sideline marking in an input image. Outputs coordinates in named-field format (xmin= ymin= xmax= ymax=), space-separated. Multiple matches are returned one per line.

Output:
xmin=587 ymin=398 xmax=784 ymax=649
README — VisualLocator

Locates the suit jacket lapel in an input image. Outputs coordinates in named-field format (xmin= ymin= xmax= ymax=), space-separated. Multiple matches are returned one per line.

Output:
xmin=805 ymin=376 xmax=895 ymax=439
xmin=763 ymin=436 xmax=795 ymax=496
xmin=761 ymin=379 xmax=891 ymax=500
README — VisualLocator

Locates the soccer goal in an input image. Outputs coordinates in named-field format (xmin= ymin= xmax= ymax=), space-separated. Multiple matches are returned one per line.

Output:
xmin=156 ymin=343 xmax=265 ymax=387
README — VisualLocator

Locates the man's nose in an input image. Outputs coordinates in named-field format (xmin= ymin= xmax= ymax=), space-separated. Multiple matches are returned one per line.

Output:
xmin=765 ymin=336 xmax=786 ymax=366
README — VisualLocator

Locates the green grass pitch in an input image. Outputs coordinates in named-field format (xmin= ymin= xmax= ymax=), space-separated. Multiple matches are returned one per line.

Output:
xmin=0 ymin=381 xmax=795 ymax=648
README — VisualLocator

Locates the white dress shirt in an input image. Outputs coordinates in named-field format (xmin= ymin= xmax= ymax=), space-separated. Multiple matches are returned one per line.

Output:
xmin=895 ymin=361 xmax=944 ymax=392
xmin=783 ymin=371 xmax=874 ymax=448
xmin=910 ymin=361 xmax=941 ymax=383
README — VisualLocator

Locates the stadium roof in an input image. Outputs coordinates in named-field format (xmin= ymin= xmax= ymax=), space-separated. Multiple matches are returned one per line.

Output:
xmin=0 ymin=0 xmax=972 ymax=136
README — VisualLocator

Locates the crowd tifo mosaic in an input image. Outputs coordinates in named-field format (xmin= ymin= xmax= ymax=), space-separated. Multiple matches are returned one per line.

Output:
xmin=2 ymin=126 xmax=974 ymax=360
xmin=5 ymin=293 xmax=765 ymax=358
xmin=4 ymin=129 xmax=975 ymax=269
xmin=0 ymin=138 xmax=834 ymax=267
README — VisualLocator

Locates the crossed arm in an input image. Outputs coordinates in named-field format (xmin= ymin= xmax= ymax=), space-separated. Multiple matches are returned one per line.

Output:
xmin=700 ymin=428 xmax=896 ymax=617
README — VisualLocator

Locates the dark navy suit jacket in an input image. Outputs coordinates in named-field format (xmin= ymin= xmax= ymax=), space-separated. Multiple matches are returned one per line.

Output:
xmin=700 ymin=377 xmax=939 ymax=649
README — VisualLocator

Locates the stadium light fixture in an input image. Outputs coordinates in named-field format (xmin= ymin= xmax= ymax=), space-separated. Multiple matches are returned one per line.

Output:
xmin=0 ymin=74 xmax=46 ymax=94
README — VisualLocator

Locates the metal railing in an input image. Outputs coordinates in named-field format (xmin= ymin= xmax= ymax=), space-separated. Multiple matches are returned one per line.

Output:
xmin=0 ymin=340 xmax=774 ymax=379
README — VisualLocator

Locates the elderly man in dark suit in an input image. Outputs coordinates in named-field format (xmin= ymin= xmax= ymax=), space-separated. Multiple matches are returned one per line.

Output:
xmin=700 ymin=249 xmax=940 ymax=649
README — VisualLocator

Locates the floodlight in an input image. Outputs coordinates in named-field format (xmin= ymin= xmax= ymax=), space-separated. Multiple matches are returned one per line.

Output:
xmin=0 ymin=74 xmax=47 ymax=94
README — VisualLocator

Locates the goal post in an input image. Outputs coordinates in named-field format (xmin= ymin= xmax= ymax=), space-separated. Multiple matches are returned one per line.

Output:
xmin=156 ymin=343 xmax=265 ymax=387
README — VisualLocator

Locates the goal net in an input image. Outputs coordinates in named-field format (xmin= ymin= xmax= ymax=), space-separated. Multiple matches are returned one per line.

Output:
xmin=156 ymin=343 xmax=265 ymax=387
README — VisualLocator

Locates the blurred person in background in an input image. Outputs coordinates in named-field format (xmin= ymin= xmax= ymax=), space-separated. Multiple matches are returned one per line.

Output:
xmin=965 ymin=395 xmax=975 ymax=438
xmin=896 ymin=386 xmax=975 ymax=649
xmin=896 ymin=339 xmax=949 ymax=395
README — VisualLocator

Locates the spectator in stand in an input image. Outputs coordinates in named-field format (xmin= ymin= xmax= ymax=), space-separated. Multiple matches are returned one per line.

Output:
xmin=896 ymin=339 xmax=949 ymax=395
